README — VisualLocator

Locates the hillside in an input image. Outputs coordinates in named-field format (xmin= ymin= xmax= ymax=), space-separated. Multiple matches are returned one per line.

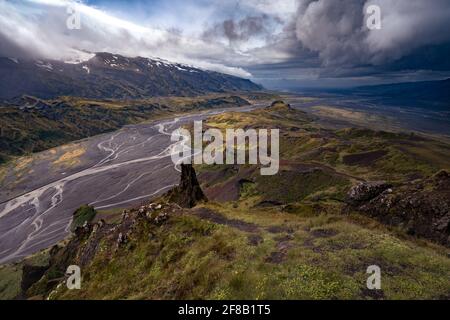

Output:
xmin=7 ymin=101 xmax=449 ymax=300
xmin=0 ymin=53 xmax=262 ymax=100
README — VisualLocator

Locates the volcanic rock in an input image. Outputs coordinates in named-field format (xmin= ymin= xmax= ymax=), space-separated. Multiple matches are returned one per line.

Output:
xmin=166 ymin=164 xmax=207 ymax=208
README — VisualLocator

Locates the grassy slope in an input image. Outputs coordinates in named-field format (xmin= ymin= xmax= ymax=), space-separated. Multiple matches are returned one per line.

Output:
xmin=0 ymin=250 xmax=49 ymax=300
xmin=71 ymin=205 xmax=97 ymax=231
xmin=44 ymin=102 xmax=450 ymax=300
xmin=49 ymin=200 xmax=449 ymax=300
xmin=206 ymin=104 xmax=449 ymax=183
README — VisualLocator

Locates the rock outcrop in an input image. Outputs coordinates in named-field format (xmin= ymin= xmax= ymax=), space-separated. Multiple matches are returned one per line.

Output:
xmin=23 ymin=200 xmax=183 ymax=299
xmin=166 ymin=164 xmax=207 ymax=208
xmin=346 ymin=181 xmax=392 ymax=204
xmin=347 ymin=171 xmax=450 ymax=246
xmin=21 ymin=264 xmax=49 ymax=293
xmin=20 ymin=165 xmax=207 ymax=298
xmin=267 ymin=100 xmax=292 ymax=110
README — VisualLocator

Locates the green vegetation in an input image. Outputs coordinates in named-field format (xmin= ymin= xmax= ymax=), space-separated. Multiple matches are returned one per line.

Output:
xmin=204 ymin=106 xmax=450 ymax=184
xmin=255 ymin=169 xmax=350 ymax=203
xmin=0 ymin=250 xmax=49 ymax=300
xmin=0 ymin=265 xmax=22 ymax=300
xmin=48 ymin=202 xmax=449 ymax=300
xmin=71 ymin=205 xmax=97 ymax=231
xmin=94 ymin=208 xmax=124 ymax=225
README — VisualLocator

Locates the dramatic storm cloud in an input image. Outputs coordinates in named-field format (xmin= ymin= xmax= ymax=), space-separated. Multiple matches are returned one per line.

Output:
xmin=256 ymin=0 xmax=450 ymax=87
xmin=202 ymin=15 xmax=280 ymax=48
xmin=295 ymin=0 xmax=450 ymax=66
xmin=1 ymin=0 xmax=449 ymax=87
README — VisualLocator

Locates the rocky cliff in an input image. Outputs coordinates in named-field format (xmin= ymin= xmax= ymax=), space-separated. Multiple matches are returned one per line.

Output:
xmin=346 ymin=171 xmax=450 ymax=246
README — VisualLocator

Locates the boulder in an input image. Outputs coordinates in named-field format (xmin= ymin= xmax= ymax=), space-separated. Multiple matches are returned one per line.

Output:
xmin=117 ymin=233 xmax=127 ymax=246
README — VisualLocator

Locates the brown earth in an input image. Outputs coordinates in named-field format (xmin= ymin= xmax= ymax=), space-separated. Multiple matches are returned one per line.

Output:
xmin=342 ymin=150 xmax=388 ymax=166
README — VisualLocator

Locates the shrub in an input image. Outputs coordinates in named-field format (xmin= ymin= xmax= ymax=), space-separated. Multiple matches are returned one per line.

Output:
xmin=70 ymin=205 xmax=97 ymax=231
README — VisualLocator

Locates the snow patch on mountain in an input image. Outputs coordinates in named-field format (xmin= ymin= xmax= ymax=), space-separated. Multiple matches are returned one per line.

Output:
xmin=64 ymin=50 xmax=95 ymax=65
xmin=35 ymin=61 xmax=53 ymax=71
xmin=82 ymin=65 xmax=90 ymax=74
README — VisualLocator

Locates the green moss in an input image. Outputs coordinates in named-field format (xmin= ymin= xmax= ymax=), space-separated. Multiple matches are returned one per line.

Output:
xmin=239 ymin=181 xmax=257 ymax=198
xmin=0 ymin=265 xmax=22 ymax=300
xmin=256 ymin=169 xmax=350 ymax=203
xmin=71 ymin=205 xmax=97 ymax=231
xmin=0 ymin=250 xmax=49 ymax=300
xmin=45 ymin=201 xmax=450 ymax=300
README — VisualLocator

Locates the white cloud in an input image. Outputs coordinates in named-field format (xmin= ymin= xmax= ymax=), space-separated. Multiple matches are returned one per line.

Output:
xmin=0 ymin=0 xmax=255 ymax=77
xmin=1 ymin=0 xmax=449 ymax=85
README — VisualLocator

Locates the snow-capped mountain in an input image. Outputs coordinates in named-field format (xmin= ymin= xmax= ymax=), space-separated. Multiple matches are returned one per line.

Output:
xmin=0 ymin=52 xmax=262 ymax=100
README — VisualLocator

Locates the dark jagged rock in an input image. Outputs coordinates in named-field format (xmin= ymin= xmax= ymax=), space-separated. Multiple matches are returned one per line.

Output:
xmin=23 ymin=220 xmax=101 ymax=298
xmin=21 ymin=264 xmax=49 ymax=293
xmin=167 ymin=164 xmax=207 ymax=208
xmin=270 ymin=100 xmax=291 ymax=108
xmin=346 ymin=181 xmax=392 ymax=204
xmin=347 ymin=171 xmax=450 ymax=246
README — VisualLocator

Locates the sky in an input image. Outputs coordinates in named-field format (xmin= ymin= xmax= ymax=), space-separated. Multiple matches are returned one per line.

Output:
xmin=1 ymin=0 xmax=450 ymax=89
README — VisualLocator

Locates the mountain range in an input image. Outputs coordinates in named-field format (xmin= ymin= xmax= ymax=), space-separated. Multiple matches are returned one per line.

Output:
xmin=0 ymin=52 xmax=262 ymax=101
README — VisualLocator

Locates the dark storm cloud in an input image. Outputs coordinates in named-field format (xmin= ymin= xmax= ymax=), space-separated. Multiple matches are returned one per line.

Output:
xmin=202 ymin=14 xmax=281 ymax=45
xmin=293 ymin=0 xmax=450 ymax=68
xmin=247 ymin=0 xmax=450 ymax=87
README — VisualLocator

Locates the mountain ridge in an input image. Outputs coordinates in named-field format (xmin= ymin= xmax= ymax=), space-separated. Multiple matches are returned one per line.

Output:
xmin=0 ymin=52 xmax=262 ymax=100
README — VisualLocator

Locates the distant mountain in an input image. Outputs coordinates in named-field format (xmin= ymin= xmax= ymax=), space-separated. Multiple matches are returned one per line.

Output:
xmin=353 ymin=78 xmax=450 ymax=110
xmin=0 ymin=53 xmax=262 ymax=100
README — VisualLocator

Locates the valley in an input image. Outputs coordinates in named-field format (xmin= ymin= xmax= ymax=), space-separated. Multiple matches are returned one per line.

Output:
xmin=1 ymin=97 xmax=449 ymax=300
xmin=5 ymin=99 xmax=447 ymax=300
xmin=0 ymin=100 xmax=264 ymax=265
xmin=283 ymin=93 xmax=450 ymax=137
xmin=1 ymin=0 xmax=449 ymax=305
